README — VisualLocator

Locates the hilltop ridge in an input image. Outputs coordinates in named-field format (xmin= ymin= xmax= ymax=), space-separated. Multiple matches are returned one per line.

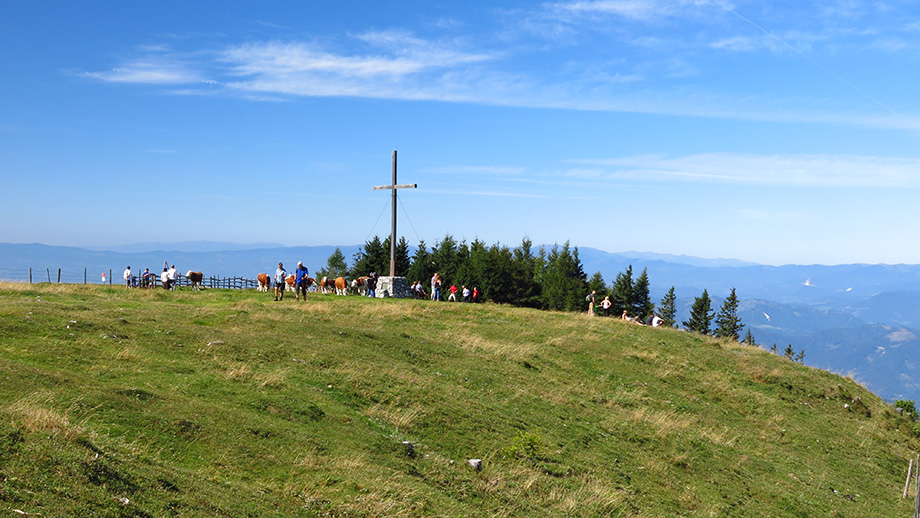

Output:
xmin=6 ymin=241 xmax=920 ymax=402
xmin=0 ymin=282 xmax=917 ymax=516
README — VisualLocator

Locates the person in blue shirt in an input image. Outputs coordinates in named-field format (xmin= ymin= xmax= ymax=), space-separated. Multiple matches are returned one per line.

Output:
xmin=295 ymin=261 xmax=310 ymax=301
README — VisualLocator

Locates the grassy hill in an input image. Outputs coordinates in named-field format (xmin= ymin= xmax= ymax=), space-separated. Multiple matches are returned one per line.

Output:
xmin=0 ymin=283 xmax=918 ymax=517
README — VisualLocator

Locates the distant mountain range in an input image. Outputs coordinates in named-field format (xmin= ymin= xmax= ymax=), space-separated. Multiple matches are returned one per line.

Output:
xmin=3 ymin=241 xmax=920 ymax=402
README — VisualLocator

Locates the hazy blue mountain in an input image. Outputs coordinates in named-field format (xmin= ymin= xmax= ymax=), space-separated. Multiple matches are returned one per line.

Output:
xmin=779 ymin=323 xmax=920 ymax=401
xmin=0 ymin=243 xmax=361 ymax=283
xmin=85 ymin=241 xmax=286 ymax=253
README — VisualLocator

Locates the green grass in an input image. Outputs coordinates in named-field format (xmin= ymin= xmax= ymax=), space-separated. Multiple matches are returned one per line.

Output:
xmin=0 ymin=282 xmax=918 ymax=517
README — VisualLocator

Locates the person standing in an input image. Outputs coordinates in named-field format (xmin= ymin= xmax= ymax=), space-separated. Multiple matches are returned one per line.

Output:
xmin=601 ymin=296 xmax=612 ymax=317
xmin=167 ymin=264 xmax=178 ymax=290
xmin=431 ymin=273 xmax=441 ymax=301
xmin=161 ymin=267 xmax=169 ymax=290
xmin=448 ymin=284 xmax=458 ymax=302
xmin=586 ymin=290 xmax=596 ymax=315
xmin=461 ymin=285 xmax=470 ymax=302
xmin=274 ymin=262 xmax=287 ymax=301
xmin=294 ymin=261 xmax=309 ymax=301
xmin=366 ymin=272 xmax=377 ymax=298
xmin=472 ymin=287 xmax=480 ymax=303
xmin=123 ymin=266 xmax=132 ymax=288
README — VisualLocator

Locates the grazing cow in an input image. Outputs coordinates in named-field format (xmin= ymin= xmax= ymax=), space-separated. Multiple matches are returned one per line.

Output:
xmin=351 ymin=276 xmax=368 ymax=296
xmin=257 ymin=273 xmax=270 ymax=292
xmin=334 ymin=277 xmax=348 ymax=296
xmin=186 ymin=271 xmax=203 ymax=291
xmin=318 ymin=276 xmax=336 ymax=294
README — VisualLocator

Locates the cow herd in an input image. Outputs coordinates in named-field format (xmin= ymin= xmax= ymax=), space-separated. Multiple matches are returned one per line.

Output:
xmin=256 ymin=273 xmax=353 ymax=296
xmin=141 ymin=269 xmax=358 ymax=296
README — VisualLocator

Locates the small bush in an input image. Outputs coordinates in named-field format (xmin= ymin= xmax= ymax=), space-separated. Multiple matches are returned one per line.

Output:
xmin=896 ymin=400 xmax=919 ymax=421
xmin=502 ymin=431 xmax=546 ymax=462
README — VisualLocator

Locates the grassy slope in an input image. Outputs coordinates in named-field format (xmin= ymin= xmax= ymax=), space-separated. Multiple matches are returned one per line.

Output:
xmin=0 ymin=283 xmax=917 ymax=517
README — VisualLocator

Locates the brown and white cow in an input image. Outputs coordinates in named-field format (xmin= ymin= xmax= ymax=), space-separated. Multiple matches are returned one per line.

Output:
xmin=257 ymin=273 xmax=270 ymax=292
xmin=186 ymin=271 xmax=203 ymax=290
xmin=285 ymin=274 xmax=296 ymax=292
xmin=318 ymin=276 xmax=336 ymax=294
xmin=350 ymin=276 xmax=368 ymax=296
xmin=334 ymin=276 xmax=348 ymax=296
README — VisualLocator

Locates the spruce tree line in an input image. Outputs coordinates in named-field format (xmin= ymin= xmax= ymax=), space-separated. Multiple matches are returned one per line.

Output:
xmin=346 ymin=235 xmax=579 ymax=310
xmin=322 ymin=234 xmax=749 ymax=341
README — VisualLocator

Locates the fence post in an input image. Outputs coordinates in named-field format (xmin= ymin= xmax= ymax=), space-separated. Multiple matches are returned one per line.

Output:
xmin=46 ymin=268 xmax=51 ymax=283
xmin=29 ymin=268 xmax=32 ymax=284
xmin=914 ymin=454 xmax=920 ymax=517
xmin=84 ymin=267 xmax=87 ymax=284
xmin=906 ymin=458 xmax=914 ymax=499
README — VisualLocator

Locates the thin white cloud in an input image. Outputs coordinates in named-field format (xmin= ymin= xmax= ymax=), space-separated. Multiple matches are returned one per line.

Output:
xmin=81 ymin=58 xmax=203 ymax=84
xmin=570 ymin=153 xmax=920 ymax=187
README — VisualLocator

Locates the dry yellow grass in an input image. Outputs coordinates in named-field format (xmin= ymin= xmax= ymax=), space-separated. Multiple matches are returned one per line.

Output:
xmin=625 ymin=407 xmax=695 ymax=438
xmin=446 ymin=328 xmax=537 ymax=360
xmin=8 ymin=392 xmax=83 ymax=440
xmin=364 ymin=402 xmax=426 ymax=429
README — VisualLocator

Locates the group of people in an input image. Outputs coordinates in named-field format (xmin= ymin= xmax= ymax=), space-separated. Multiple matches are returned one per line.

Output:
xmin=585 ymin=290 xmax=663 ymax=326
xmin=123 ymin=263 xmax=177 ymax=290
xmin=411 ymin=273 xmax=479 ymax=302
xmin=273 ymin=261 xmax=314 ymax=301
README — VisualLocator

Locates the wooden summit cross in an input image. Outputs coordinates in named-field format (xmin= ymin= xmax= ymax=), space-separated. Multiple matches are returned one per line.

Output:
xmin=372 ymin=150 xmax=417 ymax=277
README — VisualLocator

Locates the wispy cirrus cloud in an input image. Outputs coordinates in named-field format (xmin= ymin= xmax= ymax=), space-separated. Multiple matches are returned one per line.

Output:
xmin=75 ymin=6 xmax=920 ymax=130
xmin=549 ymin=0 xmax=729 ymax=20
xmin=568 ymin=153 xmax=920 ymax=187
xmin=80 ymin=58 xmax=205 ymax=84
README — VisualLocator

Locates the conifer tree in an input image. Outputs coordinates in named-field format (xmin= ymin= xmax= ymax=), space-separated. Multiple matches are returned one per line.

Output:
xmin=539 ymin=242 xmax=587 ymax=312
xmin=610 ymin=265 xmax=633 ymax=317
xmin=465 ymin=239 xmax=494 ymax=300
xmin=406 ymin=240 xmax=432 ymax=285
xmin=432 ymin=234 xmax=462 ymax=287
xmin=349 ymin=236 xmax=387 ymax=279
xmin=484 ymin=243 xmax=515 ymax=304
xmin=510 ymin=238 xmax=542 ymax=308
xmin=713 ymin=288 xmax=744 ymax=341
xmin=587 ymin=272 xmax=607 ymax=299
xmin=454 ymin=240 xmax=472 ymax=287
xmin=658 ymin=286 xmax=677 ymax=328
xmin=683 ymin=289 xmax=714 ymax=335
xmin=631 ymin=268 xmax=654 ymax=320
xmin=317 ymin=247 xmax=348 ymax=279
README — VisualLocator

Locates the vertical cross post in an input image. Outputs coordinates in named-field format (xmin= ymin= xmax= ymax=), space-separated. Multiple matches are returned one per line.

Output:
xmin=372 ymin=150 xmax=417 ymax=277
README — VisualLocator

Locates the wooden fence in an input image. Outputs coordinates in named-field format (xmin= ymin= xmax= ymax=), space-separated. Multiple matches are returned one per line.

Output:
xmin=16 ymin=268 xmax=260 ymax=290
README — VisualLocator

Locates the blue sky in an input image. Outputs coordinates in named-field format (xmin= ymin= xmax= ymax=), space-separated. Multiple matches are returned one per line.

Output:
xmin=3 ymin=1 xmax=920 ymax=266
